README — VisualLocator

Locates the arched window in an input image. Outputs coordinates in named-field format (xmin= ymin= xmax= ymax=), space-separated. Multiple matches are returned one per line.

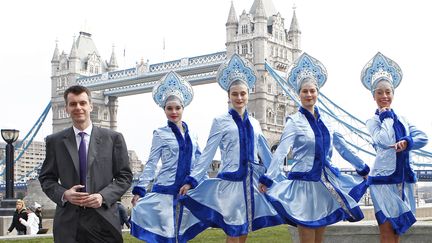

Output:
xmin=276 ymin=105 xmax=285 ymax=125
xmin=241 ymin=25 xmax=248 ymax=34
xmin=241 ymin=44 xmax=248 ymax=54
xmin=266 ymin=107 xmax=274 ymax=123
xmin=90 ymin=106 xmax=99 ymax=121
xmin=267 ymin=84 xmax=273 ymax=94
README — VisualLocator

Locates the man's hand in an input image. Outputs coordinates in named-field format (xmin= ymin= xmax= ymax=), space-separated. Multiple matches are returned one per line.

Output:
xmin=179 ymin=184 xmax=191 ymax=195
xmin=131 ymin=195 xmax=140 ymax=207
xmin=81 ymin=193 xmax=103 ymax=208
xmin=63 ymin=185 xmax=90 ymax=206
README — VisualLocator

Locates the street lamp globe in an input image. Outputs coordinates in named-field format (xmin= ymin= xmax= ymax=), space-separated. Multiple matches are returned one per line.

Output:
xmin=1 ymin=129 xmax=19 ymax=144
xmin=1 ymin=129 xmax=19 ymax=200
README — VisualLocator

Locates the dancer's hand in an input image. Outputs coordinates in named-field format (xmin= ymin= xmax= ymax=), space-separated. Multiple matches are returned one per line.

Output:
xmin=258 ymin=183 xmax=267 ymax=193
xmin=390 ymin=140 xmax=407 ymax=152
xmin=179 ymin=184 xmax=191 ymax=195
xmin=131 ymin=195 xmax=140 ymax=207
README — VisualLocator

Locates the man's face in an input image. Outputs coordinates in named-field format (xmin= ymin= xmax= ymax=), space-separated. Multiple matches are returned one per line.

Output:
xmin=65 ymin=92 xmax=93 ymax=126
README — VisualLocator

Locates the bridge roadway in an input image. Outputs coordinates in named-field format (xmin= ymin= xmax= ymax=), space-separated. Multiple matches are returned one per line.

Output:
xmin=77 ymin=51 xmax=227 ymax=96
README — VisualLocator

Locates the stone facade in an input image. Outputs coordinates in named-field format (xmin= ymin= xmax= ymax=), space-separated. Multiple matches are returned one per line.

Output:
xmin=50 ymin=32 xmax=119 ymax=133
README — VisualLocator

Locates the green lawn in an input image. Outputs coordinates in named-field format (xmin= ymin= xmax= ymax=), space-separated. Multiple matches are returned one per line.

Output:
xmin=1 ymin=225 xmax=292 ymax=243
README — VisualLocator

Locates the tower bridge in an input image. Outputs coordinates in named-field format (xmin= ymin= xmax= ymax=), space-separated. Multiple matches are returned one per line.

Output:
xmin=1 ymin=0 xmax=431 ymax=185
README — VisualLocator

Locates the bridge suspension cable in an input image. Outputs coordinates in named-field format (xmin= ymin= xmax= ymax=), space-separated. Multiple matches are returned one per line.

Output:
xmin=0 ymin=101 xmax=51 ymax=178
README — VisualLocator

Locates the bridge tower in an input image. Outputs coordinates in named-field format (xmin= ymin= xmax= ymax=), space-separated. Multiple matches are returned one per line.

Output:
xmin=226 ymin=0 xmax=301 ymax=146
xmin=50 ymin=31 xmax=119 ymax=133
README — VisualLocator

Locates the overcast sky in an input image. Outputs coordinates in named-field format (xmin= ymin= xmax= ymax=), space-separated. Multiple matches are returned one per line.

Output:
xmin=1 ymin=0 xmax=431 ymax=165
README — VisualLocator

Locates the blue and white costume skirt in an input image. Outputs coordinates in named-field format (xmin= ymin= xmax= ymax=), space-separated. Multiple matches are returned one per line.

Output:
xmin=369 ymin=182 xmax=416 ymax=235
xmin=130 ymin=192 xmax=208 ymax=243
xmin=180 ymin=163 xmax=284 ymax=237
xmin=265 ymin=168 xmax=368 ymax=228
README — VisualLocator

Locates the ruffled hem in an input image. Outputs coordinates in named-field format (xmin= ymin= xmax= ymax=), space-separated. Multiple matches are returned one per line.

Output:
xmin=180 ymin=195 xmax=284 ymax=237
xmin=265 ymin=194 xmax=363 ymax=228
xmin=131 ymin=221 xmax=177 ymax=243
xmin=130 ymin=220 xmax=208 ymax=243
xmin=375 ymin=210 xmax=416 ymax=235
xmin=348 ymin=179 xmax=369 ymax=202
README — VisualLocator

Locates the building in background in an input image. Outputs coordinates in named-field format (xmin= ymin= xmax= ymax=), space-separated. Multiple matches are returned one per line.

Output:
xmin=225 ymin=0 xmax=300 ymax=146
xmin=49 ymin=0 xmax=300 ymax=147
xmin=129 ymin=150 xmax=143 ymax=177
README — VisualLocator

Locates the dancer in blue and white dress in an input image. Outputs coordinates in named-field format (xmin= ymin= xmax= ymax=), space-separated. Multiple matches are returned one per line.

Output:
xmin=179 ymin=54 xmax=283 ymax=243
xmin=130 ymin=71 xmax=207 ymax=243
xmin=258 ymin=53 xmax=370 ymax=243
xmin=361 ymin=52 xmax=428 ymax=241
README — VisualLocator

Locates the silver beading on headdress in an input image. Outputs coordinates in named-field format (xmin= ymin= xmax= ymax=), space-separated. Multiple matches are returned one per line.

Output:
xmin=152 ymin=71 xmax=194 ymax=108
xmin=360 ymin=52 xmax=402 ymax=94
xmin=216 ymin=53 xmax=257 ymax=91
xmin=286 ymin=52 xmax=327 ymax=94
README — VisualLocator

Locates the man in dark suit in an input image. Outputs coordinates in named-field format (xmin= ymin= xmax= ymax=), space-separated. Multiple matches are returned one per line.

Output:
xmin=39 ymin=85 xmax=132 ymax=243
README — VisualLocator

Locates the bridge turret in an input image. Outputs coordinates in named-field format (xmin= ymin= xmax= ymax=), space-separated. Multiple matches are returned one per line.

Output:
xmin=225 ymin=1 xmax=238 ymax=56
xmin=107 ymin=45 xmax=118 ymax=72
xmin=68 ymin=36 xmax=80 ymax=74
xmin=288 ymin=6 xmax=301 ymax=59
xmin=51 ymin=41 xmax=60 ymax=76
xmin=252 ymin=0 xmax=268 ymax=65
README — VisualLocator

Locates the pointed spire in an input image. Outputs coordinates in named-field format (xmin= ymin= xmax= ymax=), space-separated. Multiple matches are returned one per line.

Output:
xmin=289 ymin=4 xmax=301 ymax=34
xmin=108 ymin=45 xmax=118 ymax=68
xmin=69 ymin=35 xmax=78 ymax=59
xmin=250 ymin=0 xmax=277 ymax=18
xmin=227 ymin=1 xmax=238 ymax=24
xmin=51 ymin=39 xmax=59 ymax=62
xmin=254 ymin=0 xmax=267 ymax=19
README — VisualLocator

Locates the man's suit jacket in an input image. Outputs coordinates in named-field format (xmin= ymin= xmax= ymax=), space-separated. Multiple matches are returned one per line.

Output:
xmin=39 ymin=126 xmax=132 ymax=242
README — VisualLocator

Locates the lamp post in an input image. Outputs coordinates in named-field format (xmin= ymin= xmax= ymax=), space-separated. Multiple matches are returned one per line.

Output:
xmin=1 ymin=129 xmax=19 ymax=199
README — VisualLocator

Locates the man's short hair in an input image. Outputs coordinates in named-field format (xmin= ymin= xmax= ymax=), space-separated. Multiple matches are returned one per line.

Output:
xmin=63 ymin=85 xmax=92 ymax=104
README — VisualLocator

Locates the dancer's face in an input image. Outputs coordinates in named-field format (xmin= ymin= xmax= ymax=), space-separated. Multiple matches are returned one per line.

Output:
xmin=299 ymin=81 xmax=318 ymax=111
xmin=229 ymin=83 xmax=249 ymax=112
xmin=373 ymin=81 xmax=393 ymax=109
xmin=164 ymin=99 xmax=183 ymax=124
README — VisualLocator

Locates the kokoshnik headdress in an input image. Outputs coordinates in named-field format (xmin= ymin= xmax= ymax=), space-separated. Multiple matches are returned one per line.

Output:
xmin=216 ymin=53 xmax=257 ymax=91
xmin=360 ymin=52 xmax=402 ymax=95
xmin=152 ymin=71 xmax=194 ymax=108
xmin=286 ymin=52 xmax=328 ymax=94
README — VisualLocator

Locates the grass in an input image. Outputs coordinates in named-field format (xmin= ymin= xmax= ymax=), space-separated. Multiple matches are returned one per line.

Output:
xmin=1 ymin=225 xmax=292 ymax=243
